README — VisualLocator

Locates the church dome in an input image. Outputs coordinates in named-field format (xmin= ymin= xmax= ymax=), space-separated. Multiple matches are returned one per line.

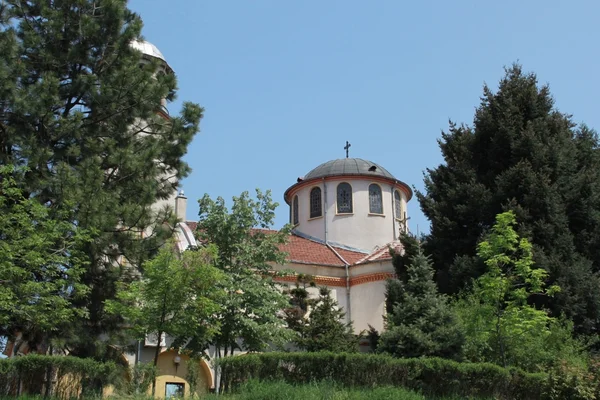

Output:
xmin=304 ymin=158 xmax=396 ymax=181
xmin=130 ymin=39 xmax=172 ymax=72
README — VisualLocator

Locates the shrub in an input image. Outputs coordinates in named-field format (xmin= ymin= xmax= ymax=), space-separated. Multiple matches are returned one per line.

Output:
xmin=544 ymin=359 xmax=600 ymax=400
xmin=218 ymin=352 xmax=546 ymax=399
xmin=0 ymin=355 xmax=116 ymax=398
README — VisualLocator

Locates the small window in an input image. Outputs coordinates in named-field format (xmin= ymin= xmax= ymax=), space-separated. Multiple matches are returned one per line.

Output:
xmin=310 ymin=187 xmax=322 ymax=218
xmin=293 ymin=195 xmax=299 ymax=225
xmin=369 ymin=184 xmax=383 ymax=214
xmin=337 ymin=182 xmax=353 ymax=214
xmin=165 ymin=383 xmax=184 ymax=398
xmin=394 ymin=190 xmax=402 ymax=219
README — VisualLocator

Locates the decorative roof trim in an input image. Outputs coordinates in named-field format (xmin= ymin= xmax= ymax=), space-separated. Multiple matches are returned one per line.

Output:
xmin=274 ymin=272 xmax=395 ymax=288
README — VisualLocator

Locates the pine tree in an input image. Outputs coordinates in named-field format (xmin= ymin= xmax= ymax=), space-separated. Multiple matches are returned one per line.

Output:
xmin=297 ymin=287 xmax=360 ymax=353
xmin=418 ymin=64 xmax=600 ymax=335
xmin=0 ymin=0 xmax=203 ymax=357
xmin=379 ymin=250 xmax=464 ymax=359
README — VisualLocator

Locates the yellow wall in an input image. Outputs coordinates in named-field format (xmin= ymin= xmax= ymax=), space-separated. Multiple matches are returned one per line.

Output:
xmin=153 ymin=350 xmax=211 ymax=398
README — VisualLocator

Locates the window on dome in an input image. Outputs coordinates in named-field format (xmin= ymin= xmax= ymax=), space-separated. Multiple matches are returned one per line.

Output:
xmin=369 ymin=184 xmax=383 ymax=214
xmin=293 ymin=195 xmax=299 ymax=225
xmin=394 ymin=190 xmax=402 ymax=219
xmin=310 ymin=187 xmax=322 ymax=218
xmin=336 ymin=183 xmax=353 ymax=214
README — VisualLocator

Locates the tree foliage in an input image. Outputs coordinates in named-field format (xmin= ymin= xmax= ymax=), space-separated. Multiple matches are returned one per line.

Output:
xmin=379 ymin=245 xmax=463 ymax=359
xmin=455 ymin=211 xmax=587 ymax=371
xmin=294 ymin=287 xmax=360 ymax=353
xmin=195 ymin=190 xmax=293 ymax=357
xmin=0 ymin=0 xmax=203 ymax=356
xmin=106 ymin=243 xmax=223 ymax=362
xmin=0 ymin=166 xmax=89 ymax=352
xmin=418 ymin=64 xmax=600 ymax=335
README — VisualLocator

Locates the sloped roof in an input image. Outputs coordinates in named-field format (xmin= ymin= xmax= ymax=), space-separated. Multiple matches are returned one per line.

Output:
xmin=184 ymin=222 xmax=396 ymax=266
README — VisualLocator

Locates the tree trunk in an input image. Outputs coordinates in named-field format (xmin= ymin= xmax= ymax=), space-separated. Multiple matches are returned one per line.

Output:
xmin=151 ymin=331 xmax=163 ymax=397
xmin=43 ymin=345 xmax=54 ymax=399
xmin=214 ymin=346 xmax=221 ymax=395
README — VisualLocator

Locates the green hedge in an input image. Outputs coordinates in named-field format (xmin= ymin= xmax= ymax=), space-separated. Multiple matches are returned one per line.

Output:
xmin=0 ymin=355 xmax=116 ymax=398
xmin=218 ymin=352 xmax=546 ymax=400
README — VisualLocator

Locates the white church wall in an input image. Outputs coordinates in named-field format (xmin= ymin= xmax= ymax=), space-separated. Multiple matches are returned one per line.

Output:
xmin=290 ymin=178 xmax=408 ymax=252
xmin=350 ymin=280 xmax=387 ymax=333
xmin=324 ymin=178 xmax=396 ymax=252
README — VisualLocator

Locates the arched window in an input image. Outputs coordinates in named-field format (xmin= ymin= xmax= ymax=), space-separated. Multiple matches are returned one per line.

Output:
xmin=293 ymin=195 xmax=299 ymax=225
xmin=310 ymin=187 xmax=322 ymax=218
xmin=369 ymin=184 xmax=383 ymax=214
xmin=394 ymin=190 xmax=402 ymax=219
xmin=336 ymin=182 xmax=353 ymax=214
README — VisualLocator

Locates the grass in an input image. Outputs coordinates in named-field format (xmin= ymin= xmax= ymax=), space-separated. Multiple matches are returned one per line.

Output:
xmin=203 ymin=380 xmax=490 ymax=400
xmin=2 ymin=381 xmax=490 ymax=400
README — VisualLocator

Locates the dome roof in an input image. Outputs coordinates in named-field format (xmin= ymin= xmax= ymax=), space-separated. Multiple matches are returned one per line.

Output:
xmin=304 ymin=158 xmax=396 ymax=180
xmin=130 ymin=40 xmax=172 ymax=71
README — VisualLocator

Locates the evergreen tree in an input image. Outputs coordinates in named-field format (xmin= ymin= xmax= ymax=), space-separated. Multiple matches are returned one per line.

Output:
xmin=0 ymin=0 xmax=202 ymax=357
xmin=379 ymin=250 xmax=464 ymax=359
xmin=418 ymin=64 xmax=600 ymax=335
xmin=385 ymin=232 xmax=421 ymax=315
xmin=297 ymin=287 xmax=360 ymax=353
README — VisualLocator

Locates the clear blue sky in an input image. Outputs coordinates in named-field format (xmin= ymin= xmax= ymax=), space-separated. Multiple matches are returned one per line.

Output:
xmin=129 ymin=0 xmax=600 ymax=234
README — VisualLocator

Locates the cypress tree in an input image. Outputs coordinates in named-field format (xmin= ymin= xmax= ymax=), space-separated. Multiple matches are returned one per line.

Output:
xmin=419 ymin=64 xmax=600 ymax=335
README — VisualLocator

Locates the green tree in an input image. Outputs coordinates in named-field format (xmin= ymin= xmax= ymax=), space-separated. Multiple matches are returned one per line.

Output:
xmin=0 ymin=0 xmax=203 ymax=357
xmin=385 ymin=232 xmax=421 ymax=316
xmin=106 ymin=243 xmax=223 ymax=395
xmin=195 ymin=190 xmax=293 ymax=381
xmin=418 ymin=64 xmax=600 ymax=335
xmin=296 ymin=287 xmax=360 ymax=353
xmin=455 ymin=211 xmax=587 ymax=372
xmin=0 ymin=166 xmax=89 ymax=353
xmin=379 ymin=248 xmax=463 ymax=359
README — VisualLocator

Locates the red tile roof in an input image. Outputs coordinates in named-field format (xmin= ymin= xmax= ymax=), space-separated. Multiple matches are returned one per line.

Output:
xmin=183 ymin=221 xmax=396 ymax=266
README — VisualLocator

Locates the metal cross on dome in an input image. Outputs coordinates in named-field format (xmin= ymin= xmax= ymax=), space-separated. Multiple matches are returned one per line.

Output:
xmin=344 ymin=141 xmax=351 ymax=158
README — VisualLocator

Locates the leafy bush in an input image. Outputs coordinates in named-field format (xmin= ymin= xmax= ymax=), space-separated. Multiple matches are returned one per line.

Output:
xmin=218 ymin=352 xmax=546 ymax=399
xmin=544 ymin=359 xmax=600 ymax=400
xmin=0 ymin=355 xmax=116 ymax=398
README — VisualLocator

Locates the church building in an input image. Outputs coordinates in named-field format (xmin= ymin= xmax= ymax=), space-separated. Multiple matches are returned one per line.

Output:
xmin=176 ymin=156 xmax=412 ymax=334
